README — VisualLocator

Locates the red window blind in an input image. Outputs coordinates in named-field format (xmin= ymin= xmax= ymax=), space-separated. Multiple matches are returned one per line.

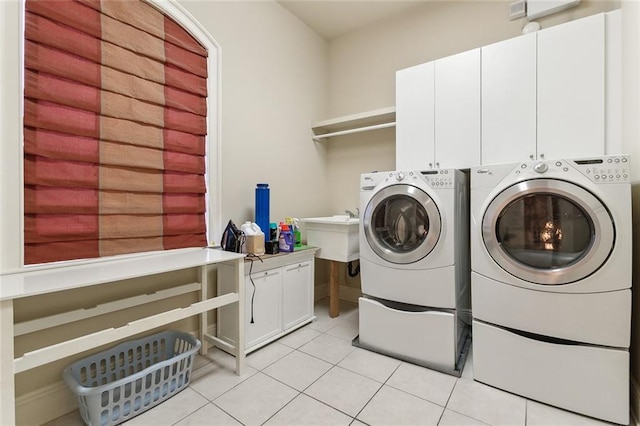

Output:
xmin=23 ymin=0 xmax=208 ymax=265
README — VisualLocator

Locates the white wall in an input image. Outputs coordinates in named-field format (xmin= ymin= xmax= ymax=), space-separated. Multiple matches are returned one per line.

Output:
xmin=179 ymin=0 xmax=331 ymax=226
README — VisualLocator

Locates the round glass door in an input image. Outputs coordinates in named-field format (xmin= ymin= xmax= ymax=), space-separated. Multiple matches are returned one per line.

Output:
xmin=482 ymin=179 xmax=614 ymax=285
xmin=364 ymin=184 xmax=441 ymax=264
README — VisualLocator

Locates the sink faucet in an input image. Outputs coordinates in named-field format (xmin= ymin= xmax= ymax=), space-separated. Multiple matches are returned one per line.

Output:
xmin=345 ymin=208 xmax=359 ymax=218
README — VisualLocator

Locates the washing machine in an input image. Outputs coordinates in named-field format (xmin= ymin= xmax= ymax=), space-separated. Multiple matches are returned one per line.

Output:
xmin=356 ymin=169 xmax=470 ymax=374
xmin=470 ymin=155 xmax=631 ymax=424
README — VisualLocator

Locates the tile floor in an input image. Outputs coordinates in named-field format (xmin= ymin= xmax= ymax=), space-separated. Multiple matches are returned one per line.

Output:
xmin=49 ymin=299 xmax=616 ymax=426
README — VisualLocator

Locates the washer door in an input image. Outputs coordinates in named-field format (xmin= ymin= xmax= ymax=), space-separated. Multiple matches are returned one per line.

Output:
xmin=482 ymin=179 xmax=614 ymax=285
xmin=364 ymin=184 xmax=441 ymax=264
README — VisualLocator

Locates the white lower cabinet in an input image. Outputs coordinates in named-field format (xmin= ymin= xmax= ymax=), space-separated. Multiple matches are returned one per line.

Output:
xmin=217 ymin=248 xmax=316 ymax=353
xmin=245 ymin=268 xmax=283 ymax=348
xmin=283 ymin=261 xmax=313 ymax=329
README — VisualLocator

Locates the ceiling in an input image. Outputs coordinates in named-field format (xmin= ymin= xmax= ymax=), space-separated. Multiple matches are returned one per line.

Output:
xmin=276 ymin=1 xmax=431 ymax=40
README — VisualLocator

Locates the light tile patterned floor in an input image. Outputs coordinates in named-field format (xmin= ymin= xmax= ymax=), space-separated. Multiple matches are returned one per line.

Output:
xmin=48 ymin=299 xmax=615 ymax=426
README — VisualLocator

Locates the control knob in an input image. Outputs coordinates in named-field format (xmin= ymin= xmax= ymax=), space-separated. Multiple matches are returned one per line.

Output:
xmin=534 ymin=162 xmax=548 ymax=174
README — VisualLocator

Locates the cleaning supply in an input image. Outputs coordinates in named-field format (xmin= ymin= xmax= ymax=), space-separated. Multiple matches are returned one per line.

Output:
xmin=292 ymin=218 xmax=301 ymax=248
xmin=278 ymin=223 xmax=294 ymax=253
xmin=269 ymin=222 xmax=278 ymax=242
xmin=255 ymin=184 xmax=269 ymax=244
xmin=265 ymin=240 xmax=279 ymax=254
xmin=284 ymin=217 xmax=301 ymax=249
xmin=241 ymin=221 xmax=265 ymax=255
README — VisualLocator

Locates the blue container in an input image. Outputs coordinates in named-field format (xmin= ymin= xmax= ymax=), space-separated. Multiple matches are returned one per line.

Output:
xmin=255 ymin=183 xmax=270 ymax=238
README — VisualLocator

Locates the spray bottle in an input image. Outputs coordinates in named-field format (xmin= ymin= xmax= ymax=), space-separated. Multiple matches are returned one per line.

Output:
xmin=292 ymin=218 xmax=301 ymax=248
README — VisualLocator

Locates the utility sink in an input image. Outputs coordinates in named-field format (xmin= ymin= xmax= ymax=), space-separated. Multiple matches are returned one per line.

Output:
xmin=301 ymin=215 xmax=359 ymax=262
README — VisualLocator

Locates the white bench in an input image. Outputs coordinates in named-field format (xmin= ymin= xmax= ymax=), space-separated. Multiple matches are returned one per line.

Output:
xmin=0 ymin=247 xmax=246 ymax=425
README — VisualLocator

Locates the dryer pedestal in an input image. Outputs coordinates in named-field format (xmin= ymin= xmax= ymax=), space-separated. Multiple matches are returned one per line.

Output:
xmin=356 ymin=297 xmax=470 ymax=376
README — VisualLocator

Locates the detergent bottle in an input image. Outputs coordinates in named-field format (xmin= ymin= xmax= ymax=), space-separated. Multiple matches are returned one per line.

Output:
xmin=241 ymin=221 xmax=265 ymax=255
xmin=278 ymin=223 xmax=294 ymax=253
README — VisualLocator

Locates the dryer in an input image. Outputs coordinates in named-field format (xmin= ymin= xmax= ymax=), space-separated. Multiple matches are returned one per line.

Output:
xmin=357 ymin=170 xmax=470 ymax=374
xmin=470 ymin=155 xmax=631 ymax=424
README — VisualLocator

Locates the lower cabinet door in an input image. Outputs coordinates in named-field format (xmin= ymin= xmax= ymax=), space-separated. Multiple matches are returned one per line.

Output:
xmin=282 ymin=260 xmax=312 ymax=329
xmin=246 ymin=268 xmax=282 ymax=348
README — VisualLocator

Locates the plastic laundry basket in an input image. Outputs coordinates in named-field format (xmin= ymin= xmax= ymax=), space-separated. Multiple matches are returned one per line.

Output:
xmin=63 ymin=330 xmax=201 ymax=426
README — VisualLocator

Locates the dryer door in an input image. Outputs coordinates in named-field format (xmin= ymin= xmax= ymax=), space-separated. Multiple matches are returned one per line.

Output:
xmin=364 ymin=184 xmax=441 ymax=264
xmin=482 ymin=179 xmax=614 ymax=285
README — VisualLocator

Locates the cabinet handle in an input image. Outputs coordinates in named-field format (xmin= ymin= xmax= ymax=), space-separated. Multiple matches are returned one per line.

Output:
xmin=529 ymin=154 xmax=535 ymax=160
xmin=539 ymin=153 xmax=545 ymax=159
xmin=436 ymin=162 xmax=440 ymax=168
xmin=429 ymin=162 xmax=433 ymax=168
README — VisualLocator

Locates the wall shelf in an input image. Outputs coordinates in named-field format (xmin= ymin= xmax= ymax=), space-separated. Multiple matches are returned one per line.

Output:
xmin=311 ymin=106 xmax=396 ymax=141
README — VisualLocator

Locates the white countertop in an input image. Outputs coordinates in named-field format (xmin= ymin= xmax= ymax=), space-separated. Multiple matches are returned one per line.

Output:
xmin=0 ymin=248 xmax=245 ymax=301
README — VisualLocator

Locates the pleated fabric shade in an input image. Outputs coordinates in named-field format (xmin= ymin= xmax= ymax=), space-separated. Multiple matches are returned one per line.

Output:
xmin=23 ymin=0 xmax=209 ymax=265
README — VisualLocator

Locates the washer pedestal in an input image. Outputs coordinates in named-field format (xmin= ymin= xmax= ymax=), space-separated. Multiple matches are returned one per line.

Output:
xmin=356 ymin=297 xmax=470 ymax=376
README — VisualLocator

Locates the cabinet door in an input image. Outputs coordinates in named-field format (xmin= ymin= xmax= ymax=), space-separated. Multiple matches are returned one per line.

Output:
xmin=282 ymin=260 xmax=312 ymax=329
xmin=434 ymin=48 xmax=481 ymax=169
xmin=605 ymin=9 xmax=622 ymax=155
xmin=396 ymin=62 xmax=435 ymax=170
xmin=246 ymin=268 xmax=282 ymax=348
xmin=537 ymin=13 xmax=605 ymax=159
xmin=482 ymin=33 xmax=537 ymax=165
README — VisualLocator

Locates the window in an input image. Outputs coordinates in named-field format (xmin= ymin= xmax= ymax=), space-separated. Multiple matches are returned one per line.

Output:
xmin=21 ymin=0 xmax=219 ymax=265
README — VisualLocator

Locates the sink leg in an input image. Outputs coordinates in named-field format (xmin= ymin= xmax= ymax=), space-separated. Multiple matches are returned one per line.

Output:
xmin=329 ymin=260 xmax=339 ymax=318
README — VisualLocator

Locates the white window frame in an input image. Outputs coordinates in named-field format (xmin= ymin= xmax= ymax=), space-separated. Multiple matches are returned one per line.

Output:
xmin=0 ymin=0 xmax=222 ymax=273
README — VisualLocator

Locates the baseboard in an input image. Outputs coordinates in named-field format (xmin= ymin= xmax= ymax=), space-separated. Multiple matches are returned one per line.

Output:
xmin=314 ymin=283 xmax=361 ymax=304
xmin=314 ymin=283 xmax=328 ymax=301
xmin=339 ymin=285 xmax=362 ymax=303
xmin=16 ymin=380 xmax=78 ymax=426
xmin=631 ymin=375 xmax=640 ymax=425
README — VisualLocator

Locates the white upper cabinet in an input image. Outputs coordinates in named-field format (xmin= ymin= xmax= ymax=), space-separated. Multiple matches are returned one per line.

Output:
xmin=605 ymin=9 xmax=622 ymax=155
xmin=482 ymin=12 xmax=615 ymax=165
xmin=396 ymin=62 xmax=435 ymax=170
xmin=398 ymin=11 xmax=619 ymax=169
xmin=537 ymin=13 xmax=605 ymax=159
xmin=396 ymin=49 xmax=480 ymax=170
xmin=482 ymin=33 xmax=537 ymax=164
xmin=434 ymin=48 xmax=481 ymax=169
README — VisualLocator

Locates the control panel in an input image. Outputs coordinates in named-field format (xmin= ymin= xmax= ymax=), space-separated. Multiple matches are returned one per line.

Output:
xmin=578 ymin=156 xmax=630 ymax=184
xmin=362 ymin=170 xmax=457 ymax=190
xmin=421 ymin=169 xmax=455 ymax=189
xmin=510 ymin=156 xmax=630 ymax=184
